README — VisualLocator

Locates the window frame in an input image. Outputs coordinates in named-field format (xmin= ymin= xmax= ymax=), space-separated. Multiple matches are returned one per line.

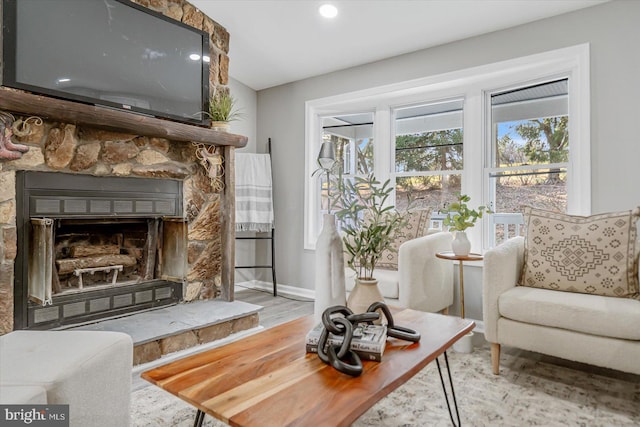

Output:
xmin=304 ymin=44 xmax=590 ymax=251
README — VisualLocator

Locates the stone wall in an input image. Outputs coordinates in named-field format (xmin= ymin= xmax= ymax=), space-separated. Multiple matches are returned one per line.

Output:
xmin=0 ymin=0 xmax=230 ymax=334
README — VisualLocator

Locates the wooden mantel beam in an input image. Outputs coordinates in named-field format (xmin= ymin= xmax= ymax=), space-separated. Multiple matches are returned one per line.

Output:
xmin=0 ymin=87 xmax=248 ymax=148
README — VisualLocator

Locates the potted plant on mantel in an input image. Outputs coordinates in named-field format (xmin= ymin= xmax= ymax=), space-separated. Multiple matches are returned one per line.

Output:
xmin=205 ymin=92 xmax=241 ymax=131
xmin=440 ymin=193 xmax=491 ymax=256
xmin=332 ymin=174 xmax=409 ymax=314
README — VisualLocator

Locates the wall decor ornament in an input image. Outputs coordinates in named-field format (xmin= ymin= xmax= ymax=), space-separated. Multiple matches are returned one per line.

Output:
xmin=194 ymin=143 xmax=225 ymax=191
xmin=0 ymin=111 xmax=41 ymax=161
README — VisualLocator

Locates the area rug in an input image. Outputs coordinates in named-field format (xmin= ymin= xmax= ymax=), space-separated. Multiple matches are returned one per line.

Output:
xmin=131 ymin=346 xmax=640 ymax=426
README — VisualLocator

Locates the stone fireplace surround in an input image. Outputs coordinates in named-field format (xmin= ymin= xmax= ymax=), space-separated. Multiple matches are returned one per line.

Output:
xmin=14 ymin=171 xmax=189 ymax=330
xmin=0 ymin=0 xmax=245 ymax=334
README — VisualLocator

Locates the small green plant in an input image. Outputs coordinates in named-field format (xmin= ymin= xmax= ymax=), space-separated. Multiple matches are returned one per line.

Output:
xmin=332 ymin=174 xmax=409 ymax=280
xmin=440 ymin=193 xmax=492 ymax=232
xmin=205 ymin=92 xmax=242 ymax=122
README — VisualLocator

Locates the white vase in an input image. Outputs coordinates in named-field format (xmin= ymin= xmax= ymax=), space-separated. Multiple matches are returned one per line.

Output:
xmin=453 ymin=331 xmax=475 ymax=353
xmin=347 ymin=277 xmax=384 ymax=318
xmin=452 ymin=231 xmax=471 ymax=256
xmin=313 ymin=214 xmax=346 ymax=323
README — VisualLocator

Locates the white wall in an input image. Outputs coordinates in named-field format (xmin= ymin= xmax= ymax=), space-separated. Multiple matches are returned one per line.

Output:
xmin=228 ymin=77 xmax=257 ymax=153
xmin=256 ymin=0 xmax=640 ymax=304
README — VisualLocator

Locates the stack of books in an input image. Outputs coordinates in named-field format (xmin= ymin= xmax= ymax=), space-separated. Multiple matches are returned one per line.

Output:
xmin=305 ymin=322 xmax=387 ymax=362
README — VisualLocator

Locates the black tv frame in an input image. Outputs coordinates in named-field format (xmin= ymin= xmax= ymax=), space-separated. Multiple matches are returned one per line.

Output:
xmin=1 ymin=0 xmax=210 ymax=126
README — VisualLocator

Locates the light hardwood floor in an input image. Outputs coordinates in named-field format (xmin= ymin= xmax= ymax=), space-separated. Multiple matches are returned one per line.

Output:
xmin=234 ymin=286 xmax=314 ymax=329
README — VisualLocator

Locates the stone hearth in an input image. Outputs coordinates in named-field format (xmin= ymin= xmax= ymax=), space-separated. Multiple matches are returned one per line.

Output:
xmin=70 ymin=299 xmax=262 ymax=365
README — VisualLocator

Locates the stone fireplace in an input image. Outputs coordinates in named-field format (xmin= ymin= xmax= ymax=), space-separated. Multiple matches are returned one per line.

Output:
xmin=0 ymin=123 xmax=237 ymax=333
xmin=0 ymin=0 xmax=244 ymax=334
xmin=14 ymin=171 xmax=187 ymax=329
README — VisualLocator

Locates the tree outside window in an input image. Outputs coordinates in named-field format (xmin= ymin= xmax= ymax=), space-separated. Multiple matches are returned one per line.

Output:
xmin=489 ymin=79 xmax=569 ymax=245
xmin=393 ymin=100 xmax=463 ymax=213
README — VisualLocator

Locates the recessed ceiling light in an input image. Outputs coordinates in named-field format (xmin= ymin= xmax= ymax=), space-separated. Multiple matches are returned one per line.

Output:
xmin=319 ymin=4 xmax=338 ymax=19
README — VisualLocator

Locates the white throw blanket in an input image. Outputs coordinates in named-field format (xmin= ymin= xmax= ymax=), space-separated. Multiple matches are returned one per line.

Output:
xmin=235 ymin=153 xmax=274 ymax=232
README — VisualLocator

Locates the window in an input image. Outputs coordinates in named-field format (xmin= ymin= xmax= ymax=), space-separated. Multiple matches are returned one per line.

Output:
xmin=311 ymin=113 xmax=374 ymax=237
xmin=487 ymin=79 xmax=569 ymax=246
xmin=305 ymin=45 xmax=590 ymax=250
xmin=393 ymin=100 xmax=463 ymax=213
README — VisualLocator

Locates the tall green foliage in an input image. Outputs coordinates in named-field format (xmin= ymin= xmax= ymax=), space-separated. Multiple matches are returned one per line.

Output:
xmin=206 ymin=92 xmax=242 ymax=122
xmin=331 ymin=174 xmax=408 ymax=280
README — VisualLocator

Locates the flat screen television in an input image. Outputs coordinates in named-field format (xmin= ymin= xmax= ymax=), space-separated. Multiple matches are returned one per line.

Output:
xmin=2 ymin=0 xmax=210 ymax=126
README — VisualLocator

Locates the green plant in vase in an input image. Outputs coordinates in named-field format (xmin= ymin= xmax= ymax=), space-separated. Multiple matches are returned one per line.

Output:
xmin=439 ymin=193 xmax=492 ymax=256
xmin=205 ymin=92 xmax=242 ymax=131
xmin=331 ymin=174 xmax=409 ymax=314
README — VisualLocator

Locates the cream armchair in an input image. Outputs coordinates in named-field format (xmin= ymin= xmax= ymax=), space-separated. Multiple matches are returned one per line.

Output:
xmin=346 ymin=231 xmax=454 ymax=313
xmin=483 ymin=236 xmax=640 ymax=376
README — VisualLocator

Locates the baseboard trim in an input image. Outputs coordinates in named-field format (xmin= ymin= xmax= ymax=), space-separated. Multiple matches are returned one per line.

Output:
xmin=235 ymin=280 xmax=315 ymax=300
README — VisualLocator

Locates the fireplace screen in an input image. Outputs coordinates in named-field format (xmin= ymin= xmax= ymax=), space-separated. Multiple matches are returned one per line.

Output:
xmin=16 ymin=171 xmax=186 ymax=329
xmin=30 ymin=217 xmax=170 ymax=303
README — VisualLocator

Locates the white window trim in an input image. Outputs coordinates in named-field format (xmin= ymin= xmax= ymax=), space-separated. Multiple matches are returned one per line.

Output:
xmin=304 ymin=44 xmax=590 ymax=251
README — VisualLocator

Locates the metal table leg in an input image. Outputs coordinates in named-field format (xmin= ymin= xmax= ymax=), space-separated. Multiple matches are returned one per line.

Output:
xmin=436 ymin=351 xmax=461 ymax=426
xmin=193 ymin=409 xmax=205 ymax=427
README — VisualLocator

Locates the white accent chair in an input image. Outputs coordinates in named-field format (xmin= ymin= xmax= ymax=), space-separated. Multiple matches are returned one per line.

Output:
xmin=0 ymin=330 xmax=133 ymax=427
xmin=483 ymin=236 xmax=640 ymax=376
xmin=346 ymin=231 xmax=454 ymax=313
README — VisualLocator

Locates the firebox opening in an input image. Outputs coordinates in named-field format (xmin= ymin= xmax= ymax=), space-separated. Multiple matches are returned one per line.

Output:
xmin=16 ymin=171 xmax=186 ymax=330
xmin=53 ymin=218 xmax=158 ymax=296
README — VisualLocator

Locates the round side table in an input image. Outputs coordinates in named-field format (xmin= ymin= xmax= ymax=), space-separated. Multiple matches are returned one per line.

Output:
xmin=435 ymin=252 xmax=483 ymax=319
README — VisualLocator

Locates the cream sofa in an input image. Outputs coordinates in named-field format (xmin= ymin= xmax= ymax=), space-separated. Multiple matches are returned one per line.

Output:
xmin=346 ymin=231 xmax=454 ymax=313
xmin=483 ymin=236 xmax=640 ymax=375
xmin=0 ymin=330 xmax=133 ymax=426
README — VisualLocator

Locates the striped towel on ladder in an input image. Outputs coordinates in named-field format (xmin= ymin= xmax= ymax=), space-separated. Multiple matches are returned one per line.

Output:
xmin=235 ymin=153 xmax=274 ymax=232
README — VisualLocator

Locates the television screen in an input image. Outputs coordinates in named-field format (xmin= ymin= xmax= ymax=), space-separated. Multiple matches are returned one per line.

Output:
xmin=2 ymin=0 xmax=209 ymax=125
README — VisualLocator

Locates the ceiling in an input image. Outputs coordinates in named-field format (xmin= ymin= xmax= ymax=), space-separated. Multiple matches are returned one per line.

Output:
xmin=191 ymin=0 xmax=608 ymax=91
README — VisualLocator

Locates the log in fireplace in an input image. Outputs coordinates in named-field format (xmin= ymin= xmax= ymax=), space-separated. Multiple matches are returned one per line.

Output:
xmin=15 ymin=171 xmax=186 ymax=329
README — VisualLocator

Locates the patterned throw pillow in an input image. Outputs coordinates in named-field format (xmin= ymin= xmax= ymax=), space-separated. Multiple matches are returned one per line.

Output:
xmin=377 ymin=208 xmax=432 ymax=270
xmin=519 ymin=206 xmax=640 ymax=299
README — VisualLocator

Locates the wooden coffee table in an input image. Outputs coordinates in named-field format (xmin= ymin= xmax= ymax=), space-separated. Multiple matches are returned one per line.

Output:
xmin=142 ymin=308 xmax=474 ymax=427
